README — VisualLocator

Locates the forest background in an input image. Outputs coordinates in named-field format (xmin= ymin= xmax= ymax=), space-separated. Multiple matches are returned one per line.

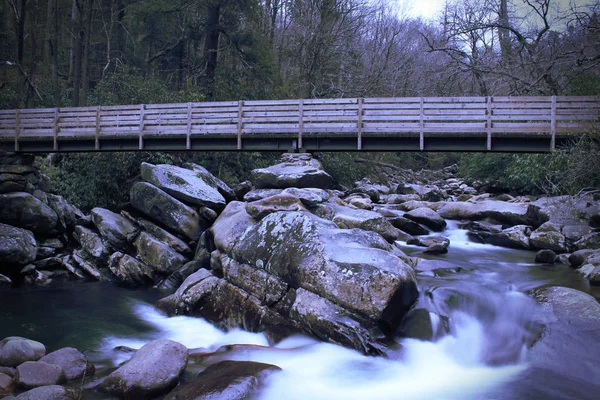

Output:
xmin=1 ymin=0 xmax=599 ymax=210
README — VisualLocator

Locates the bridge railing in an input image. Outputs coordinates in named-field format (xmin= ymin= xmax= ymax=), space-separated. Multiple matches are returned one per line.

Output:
xmin=0 ymin=96 xmax=598 ymax=152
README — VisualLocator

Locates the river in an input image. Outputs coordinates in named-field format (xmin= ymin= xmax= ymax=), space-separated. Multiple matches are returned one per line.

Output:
xmin=1 ymin=221 xmax=598 ymax=399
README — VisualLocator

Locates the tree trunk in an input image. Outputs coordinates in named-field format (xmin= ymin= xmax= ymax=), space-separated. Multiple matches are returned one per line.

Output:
xmin=81 ymin=0 xmax=95 ymax=106
xmin=203 ymin=1 xmax=221 ymax=100
xmin=72 ymin=1 xmax=84 ymax=106
xmin=498 ymin=0 xmax=512 ymax=63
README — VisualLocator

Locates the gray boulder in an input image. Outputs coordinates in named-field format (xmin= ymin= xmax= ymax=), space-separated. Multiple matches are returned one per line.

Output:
xmin=165 ymin=360 xmax=281 ymax=400
xmin=0 ymin=223 xmax=37 ymax=269
xmin=404 ymin=207 xmax=446 ymax=232
xmin=484 ymin=225 xmax=531 ymax=250
xmin=90 ymin=208 xmax=139 ymax=251
xmin=134 ymin=232 xmax=188 ymax=275
xmin=135 ymin=217 xmax=192 ymax=255
xmin=0 ymin=337 xmax=45 ymax=368
xmin=15 ymin=361 xmax=65 ymax=388
xmin=569 ymin=249 xmax=599 ymax=268
xmin=407 ymin=236 xmax=450 ymax=254
xmin=535 ymin=249 xmax=557 ymax=264
xmin=251 ymin=153 xmax=334 ymax=189
xmin=11 ymin=385 xmax=78 ymax=400
xmin=39 ymin=347 xmax=94 ymax=381
xmin=245 ymin=194 xmax=308 ymax=220
xmin=529 ymin=222 xmax=567 ymax=253
xmin=574 ymin=233 xmax=600 ymax=250
xmin=46 ymin=194 xmax=83 ymax=231
xmin=243 ymin=188 xmax=283 ymax=202
xmin=73 ymin=225 xmax=110 ymax=261
xmin=141 ymin=163 xmax=226 ymax=211
xmin=332 ymin=205 xmax=405 ymax=242
xmin=108 ymin=252 xmax=157 ymax=286
xmin=183 ymin=162 xmax=237 ymax=202
xmin=130 ymin=182 xmax=204 ymax=241
xmin=210 ymin=201 xmax=256 ymax=254
xmin=437 ymin=201 xmax=548 ymax=228
xmin=71 ymin=250 xmax=111 ymax=281
xmin=98 ymin=339 xmax=188 ymax=399
xmin=0 ymin=193 xmax=57 ymax=233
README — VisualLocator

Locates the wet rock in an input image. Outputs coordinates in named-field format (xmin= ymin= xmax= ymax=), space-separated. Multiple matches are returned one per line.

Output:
xmin=183 ymin=162 xmax=237 ymax=202
xmin=437 ymin=201 xmax=549 ymax=228
xmin=135 ymin=217 xmax=192 ymax=255
xmin=0 ymin=192 xmax=58 ymax=233
xmin=90 ymin=208 xmax=139 ymax=251
xmin=398 ymin=308 xmax=448 ymax=341
xmin=529 ymin=222 xmax=567 ymax=253
xmin=156 ymin=269 xmax=216 ymax=315
xmin=164 ymin=360 xmax=281 ymax=400
xmin=194 ymin=231 xmax=213 ymax=268
xmin=46 ymin=194 xmax=83 ymax=231
xmin=407 ymin=236 xmax=450 ymax=254
xmin=0 ymin=274 xmax=11 ymax=287
xmin=0 ymin=372 xmax=13 ymax=396
xmin=535 ymin=249 xmax=557 ymax=264
xmin=141 ymin=163 xmax=226 ymax=211
xmin=569 ymin=249 xmax=599 ymax=268
xmin=345 ymin=193 xmax=374 ymax=210
xmin=130 ymin=182 xmax=204 ymax=241
xmin=234 ymin=180 xmax=253 ymax=200
xmin=134 ymin=231 xmax=188 ymax=275
xmin=210 ymin=201 xmax=256 ymax=254
xmin=579 ymin=265 xmax=600 ymax=284
xmin=0 ymin=337 xmax=45 ymax=367
xmin=332 ymin=206 xmax=404 ymax=242
xmin=108 ymin=252 xmax=157 ymax=286
xmin=71 ymin=250 xmax=111 ymax=281
xmin=73 ymin=225 xmax=110 ymax=261
xmin=404 ymin=207 xmax=446 ymax=232
xmin=39 ymin=347 xmax=94 ymax=381
xmin=157 ymin=260 xmax=203 ymax=290
xmin=0 ymin=223 xmax=37 ymax=269
xmin=245 ymin=194 xmax=308 ymax=220
xmin=98 ymin=339 xmax=188 ymax=399
xmin=387 ymin=216 xmax=429 ymax=236
xmin=15 ymin=361 xmax=65 ymax=388
xmin=574 ymin=233 xmax=600 ymax=250
xmin=251 ymin=153 xmax=334 ymax=189
xmin=484 ymin=225 xmax=531 ymax=250
xmin=11 ymin=385 xmax=78 ymax=400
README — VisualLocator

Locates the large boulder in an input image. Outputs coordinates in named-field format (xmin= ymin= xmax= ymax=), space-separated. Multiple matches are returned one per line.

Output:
xmin=0 ymin=223 xmax=37 ymax=270
xmin=251 ymin=153 xmax=334 ymax=189
xmin=230 ymin=212 xmax=418 ymax=328
xmin=141 ymin=163 xmax=226 ymax=211
xmin=107 ymin=252 xmax=157 ymax=286
xmin=15 ymin=361 xmax=65 ymax=388
xmin=72 ymin=225 xmax=110 ymax=261
xmin=98 ymin=339 xmax=188 ymax=399
xmin=46 ymin=194 xmax=83 ymax=231
xmin=529 ymin=222 xmax=567 ymax=253
xmin=10 ymin=385 xmax=78 ymax=400
xmin=332 ymin=206 xmax=405 ymax=242
xmin=183 ymin=162 xmax=237 ymax=202
xmin=90 ymin=208 xmax=139 ymax=251
xmin=39 ymin=347 xmax=94 ymax=381
xmin=134 ymin=231 xmax=188 ymax=275
xmin=483 ymin=225 xmax=531 ymax=250
xmin=0 ymin=337 xmax=45 ymax=368
xmin=245 ymin=194 xmax=308 ymax=220
xmin=130 ymin=182 xmax=204 ymax=241
xmin=0 ymin=193 xmax=58 ymax=233
xmin=574 ymin=233 xmax=600 ymax=250
xmin=210 ymin=202 xmax=256 ymax=254
xmin=164 ymin=360 xmax=280 ymax=400
xmin=437 ymin=201 xmax=549 ymax=228
xmin=404 ymin=207 xmax=446 ymax=232
xmin=135 ymin=217 xmax=192 ymax=255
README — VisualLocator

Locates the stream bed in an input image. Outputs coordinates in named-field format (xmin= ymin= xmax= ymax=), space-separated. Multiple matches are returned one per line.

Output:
xmin=1 ymin=222 xmax=599 ymax=399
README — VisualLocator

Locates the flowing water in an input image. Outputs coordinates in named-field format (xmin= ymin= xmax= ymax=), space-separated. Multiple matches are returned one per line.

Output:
xmin=1 ymin=222 xmax=599 ymax=399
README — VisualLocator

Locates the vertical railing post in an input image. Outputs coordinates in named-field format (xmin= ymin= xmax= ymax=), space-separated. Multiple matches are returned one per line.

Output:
xmin=138 ymin=104 xmax=145 ymax=150
xmin=95 ymin=106 xmax=101 ymax=150
xmin=357 ymin=98 xmax=364 ymax=150
xmin=237 ymin=101 xmax=243 ymax=150
xmin=419 ymin=97 xmax=424 ymax=151
xmin=186 ymin=102 xmax=193 ymax=150
xmin=486 ymin=96 xmax=492 ymax=151
xmin=53 ymin=108 xmax=59 ymax=151
xmin=550 ymin=95 xmax=557 ymax=151
xmin=298 ymin=100 xmax=304 ymax=149
xmin=14 ymin=110 xmax=21 ymax=152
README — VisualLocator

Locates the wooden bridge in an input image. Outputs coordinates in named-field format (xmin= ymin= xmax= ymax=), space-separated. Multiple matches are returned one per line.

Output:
xmin=0 ymin=96 xmax=598 ymax=153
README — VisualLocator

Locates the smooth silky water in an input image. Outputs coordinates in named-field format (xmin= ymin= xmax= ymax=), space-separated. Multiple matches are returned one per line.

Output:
xmin=1 ymin=221 xmax=598 ymax=399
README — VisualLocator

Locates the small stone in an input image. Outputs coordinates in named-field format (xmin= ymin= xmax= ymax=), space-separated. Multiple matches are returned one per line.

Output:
xmin=535 ymin=249 xmax=557 ymax=264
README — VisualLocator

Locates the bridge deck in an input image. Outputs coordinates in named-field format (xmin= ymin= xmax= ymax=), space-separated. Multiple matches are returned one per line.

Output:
xmin=0 ymin=96 xmax=598 ymax=152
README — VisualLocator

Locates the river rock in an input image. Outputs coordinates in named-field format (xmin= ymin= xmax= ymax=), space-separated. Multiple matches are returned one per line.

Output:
xmin=386 ymin=194 xmax=421 ymax=204
xmin=407 ymin=236 xmax=450 ymax=254
xmin=574 ymin=232 xmax=600 ymax=250
xmin=577 ymin=264 xmax=600 ymax=284
xmin=404 ymin=207 xmax=446 ymax=232
xmin=39 ymin=347 xmax=94 ymax=381
xmin=0 ymin=193 xmax=58 ymax=233
xmin=231 ymin=212 xmax=418 ymax=327
xmin=243 ymin=188 xmax=283 ymax=202
xmin=90 ymin=208 xmax=139 ymax=251
xmin=562 ymin=224 xmax=593 ymax=241
xmin=332 ymin=205 xmax=405 ymax=242
xmin=484 ymin=225 xmax=531 ymax=250
xmin=245 ymin=194 xmax=308 ymax=220
xmin=99 ymin=339 xmax=188 ymax=399
xmin=0 ymin=223 xmax=37 ymax=269
xmin=345 ymin=193 xmax=374 ymax=210
xmin=528 ymin=286 xmax=600 ymax=390
xmin=569 ymin=249 xmax=599 ymax=268
xmin=135 ymin=217 xmax=192 ymax=255
xmin=141 ymin=163 xmax=226 ymax=211
xmin=157 ymin=260 xmax=203 ymax=290
xmin=437 ymin=201 xmax=549 ymax=228
xmin=251 ymin=153 xmax=334 ymax=189
xmin=0 ymin=372 xmax=12 ymax=396
xmin=210 ymin=201 xmax=256 ymax=254
xmin=0 ymin=337 xmax=45 ymax=368
xmin=108 ymin=252 xmax=156 ymax=286
xmin=350 ymin=178 xmax=391 ymax=202
xmin=0 ymin=274 xmax=11 ymax=287
xmin=130 ymin=182 xmax=204 ymax=241
xmin=529 ymin=222 xmax=567 ymax=253
xmin=397 ymin=184 xmax=445 ymax=202
xmin=398 ymin=308 xmax=449 ymax=341
xmin=134 ymin=231 xmax=188 ymax=275
xmin=165 ymin=360 xmax=280 ymax=400
xmin=183 ymin=162 xmax=237 ymax=202
xmin=15 ymin=361 xmax=65 ymax=388
xmin=282 ymin=187 xmax=330 ymax=207
xmin=535 ymin=249 xmax=557 ymax=264
xmin=46 ymin=194 xmax=83 ymax=231
xmin=73 ymin=225 xmax=110 ymax=261
xmin=11 ymin=385 xmax=79 ymax=400
xmin=71 ymin=250 xmax=111 ymax=281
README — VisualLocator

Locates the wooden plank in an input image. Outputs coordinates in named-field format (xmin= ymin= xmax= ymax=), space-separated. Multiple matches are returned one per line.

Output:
xmin=298 ymin=100 xmax=304 ymax=149
xmin=237 ymin=101 xmax=243 ymax=150
xmin=357 ymin=98 xmax=363 ymax=150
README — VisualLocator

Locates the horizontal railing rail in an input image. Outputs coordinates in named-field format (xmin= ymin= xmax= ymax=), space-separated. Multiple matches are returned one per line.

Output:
xmin=0 ymin=96 xmax=598 ymax=152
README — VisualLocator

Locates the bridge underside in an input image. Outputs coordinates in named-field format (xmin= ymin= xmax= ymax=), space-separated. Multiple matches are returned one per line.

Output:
xmin=0 ymin=133 xmax=577 ymax=153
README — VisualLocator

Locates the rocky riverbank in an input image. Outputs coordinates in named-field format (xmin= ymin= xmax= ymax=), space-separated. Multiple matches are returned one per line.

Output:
xmin=1 ymin=151 xmax=600 ymax=399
